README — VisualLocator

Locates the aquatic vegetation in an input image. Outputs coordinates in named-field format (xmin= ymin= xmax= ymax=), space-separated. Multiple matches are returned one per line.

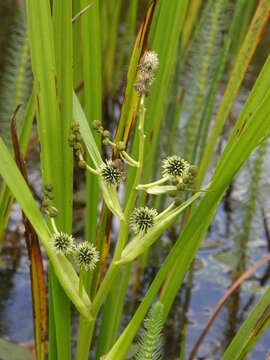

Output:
xmin=0 ymin=1 xmax=270 ymax=360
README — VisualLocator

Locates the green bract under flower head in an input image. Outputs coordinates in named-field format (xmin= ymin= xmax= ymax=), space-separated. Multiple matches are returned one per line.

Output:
xmin=162 ymin=155 xmax=190 ymax=179
xmin=130 ymin=206 xmax=158 ymax=235
xmin=51 ymin=232 xmax=74 ymax=255
xmin=100 ymin=159 xmax=124 ymax=186
xmin=75 ymin=242 xmax=99 ymax=271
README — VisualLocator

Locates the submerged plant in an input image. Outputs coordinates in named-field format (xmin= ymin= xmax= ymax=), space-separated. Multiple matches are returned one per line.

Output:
xmin=135 ymin=302 xmax=164 ymax=360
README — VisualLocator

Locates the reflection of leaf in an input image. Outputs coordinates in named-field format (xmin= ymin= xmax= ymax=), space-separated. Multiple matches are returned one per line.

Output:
xmin=213 ymin=251 xmax=239 ymax=270
xmin=0 ymin=338 xmax=31 ymax=360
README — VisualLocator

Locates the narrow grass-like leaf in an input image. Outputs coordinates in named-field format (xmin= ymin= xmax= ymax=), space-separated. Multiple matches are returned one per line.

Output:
xmin=73 ymin=93 xmax=124 ymax=220
xmin=11 ymin=116 xmax=46 ymax=360
xmin=0 ymin=90 xmax=35 ymax=241
xmin=222 ymin=287 xmax=270 ymax=360
xmin=113 ymin=0 xmax=156 ymax=149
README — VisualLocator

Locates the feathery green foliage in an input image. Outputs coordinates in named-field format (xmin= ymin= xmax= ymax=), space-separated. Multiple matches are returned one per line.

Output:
xmin=135 ymin=302 xmax=164 ymax=360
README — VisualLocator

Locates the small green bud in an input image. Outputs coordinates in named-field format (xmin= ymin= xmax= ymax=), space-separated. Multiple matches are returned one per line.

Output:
xmin=116 ymin=141 xmax=126 ymax=151
xmin=49 ymin=206 xmax=58 ymax=218
xmin=174 ymin=197 xmax=182 ymax=206
xmin=169 ymin=190 xmax=177 ymax=198
xmin=45 ymin=184 xmax=53 ymax=192
xmin=182 ymin=175 xmax=190 ymax=184
xmin=92 ymin=120 xmax=102 ymax=130
xmin=74 ymin=142 xmax=81 ymax=150
xmin=189 ymin=165 xmax=198 ymax=176
xmin=177 ymin=182 xmax=185 ymax=191
xmin=78 ymin=160 xmax=86 ymax=169
xmin=41 ymin=199 xmax=49 ymax=209
xmin=103 ymin=130 xmax=110 ymax=138
xmin=103 ymin=138 xmax=110 ymax=146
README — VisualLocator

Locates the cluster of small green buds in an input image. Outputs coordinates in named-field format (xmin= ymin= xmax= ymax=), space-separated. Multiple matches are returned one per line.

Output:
xmin=68 ymin=122 xmax=86 ymax=168
xmin=41 ymin=184 xmax=58 ymax=218
xmin=130 ymin=206 xmax=158 ymax=235
xmin=75 ymin=242 xmax=99 ymax=271
xmin=134 ymin=51 xmax=159 ymax=97
xmin=100 ymin=159 xmax=125 ymax=186
xmin=51 ymin=232 xmax=74 ymax=256
xmin=92 ymin=120 xmax=112 ymax=146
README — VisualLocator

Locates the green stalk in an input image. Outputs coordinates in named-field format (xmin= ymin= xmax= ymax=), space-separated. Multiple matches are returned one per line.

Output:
xmin=26 ymin=0 xmax=73 ymax=357
xmin=95 ymin=95 xmax=146 ymax=358
xmin=76 ymin=1 xmax=102 ymax=357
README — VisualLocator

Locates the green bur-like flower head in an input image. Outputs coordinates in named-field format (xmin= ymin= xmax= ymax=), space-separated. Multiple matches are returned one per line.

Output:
xmin=162 ymin=155 xmax=190 ymax=179
xmin=100 ymin=159 xmax=124 ymax=186
xmin=130 ymin=206 xmax=158 ymax=235
xmin=75 ymin=242 xmax=99 ymax=271
xmin=51 ymin=232 xmax=74 ymax=255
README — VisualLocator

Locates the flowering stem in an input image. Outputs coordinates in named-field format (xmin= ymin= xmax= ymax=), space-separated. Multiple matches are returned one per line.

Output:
xmin=79 ymin=268 xmax=85 ymax=298
xmin=78 ymin=152 xmax=99 ymax=176
xmin=137 ymin=176 xmax=169 ymax=190
xmin=155 ymin=202 xmax=176 ymax=221
xmin=91 ymin=94 xmax=146 ymax=318
xmin=50 ymin=217 xmax=59 ymax=234
xmin=120 ymin=151 xmax=140 ymax=167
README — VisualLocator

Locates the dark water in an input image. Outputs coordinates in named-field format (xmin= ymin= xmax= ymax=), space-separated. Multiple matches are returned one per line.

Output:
xmin=1 ymin=3 xmax=270 ymax=360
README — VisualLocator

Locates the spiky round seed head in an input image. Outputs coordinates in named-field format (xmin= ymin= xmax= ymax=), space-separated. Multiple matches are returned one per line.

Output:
xmin=162 ymin=155 xmax=190 ymax=179
xmin=75 ymin=242 xmax=99 ymax=271
xmin=116 ymin=141 xmax=126 ymax=151
xmin=130 ymin=206 xmax=158 ymax=235
xmin=51 ymin=232 xmax=74 ymax=255
xmin=100 ymin=160 xmax=123 ymax=186
xmin=141 ymin=51 xmax=159 ymax=71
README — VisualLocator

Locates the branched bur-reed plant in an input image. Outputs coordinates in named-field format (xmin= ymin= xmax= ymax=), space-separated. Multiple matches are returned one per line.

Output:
xmin=0 ymin=50 xmax=205 ymax=359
